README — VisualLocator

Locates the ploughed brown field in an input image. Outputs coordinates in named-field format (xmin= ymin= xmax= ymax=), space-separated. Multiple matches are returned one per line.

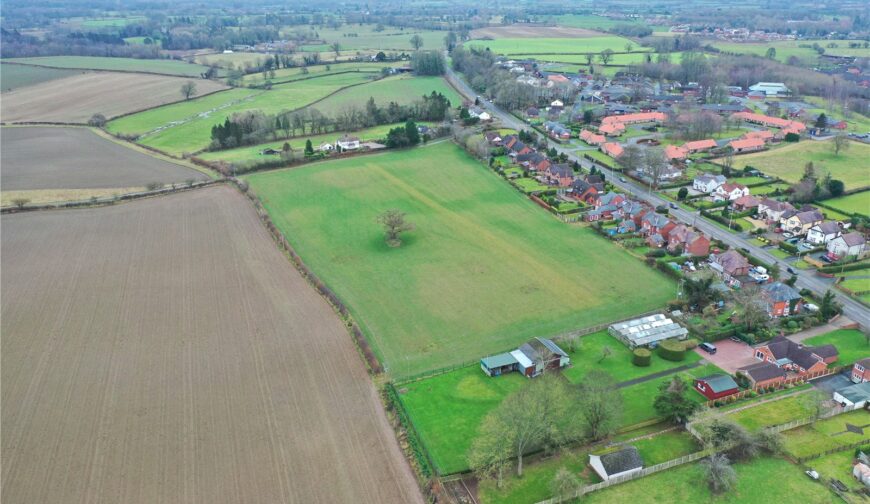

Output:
xmin=470 ymin=24 xmax=600 ymax=38
xmin=1 ymin=186 xmax=422 ymax=504
xmin=1 ymin=127 xmax=208 ymax=191
xmin=0 ymin=71 xmax=227 ymax=123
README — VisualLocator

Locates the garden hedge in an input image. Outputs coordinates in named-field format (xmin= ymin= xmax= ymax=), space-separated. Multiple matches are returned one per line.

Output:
xmin=658 ymin=339 xmax=686 ymax=361
xmin=632 ymin=348 xmax=652 ymax=367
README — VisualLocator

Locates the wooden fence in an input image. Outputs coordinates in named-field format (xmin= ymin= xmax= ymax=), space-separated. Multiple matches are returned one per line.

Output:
xmin=703 ymin=366 xmax=845 ymax=408
xmin=795 ymin=438 xmax=870 ymax=464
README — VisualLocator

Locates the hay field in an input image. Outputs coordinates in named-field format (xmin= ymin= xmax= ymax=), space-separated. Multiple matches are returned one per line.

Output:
xmin=246 ymin=142 xmax=673 ymax=377
xmin=1 ymin=186 xmax=422 ymax=504
xmin=0 ymin=72 xmax=228 ymax=123
xmin=1 ymin=127 xmax=208 ymax=191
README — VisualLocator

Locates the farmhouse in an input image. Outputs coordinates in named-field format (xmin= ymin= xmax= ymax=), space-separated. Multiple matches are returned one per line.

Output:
xmin=714 ymin=182 xmax=750 ymax=202
xmin=753 ymin=335 xmax=837 ymax=375
xmin=759 ymin=282 xmax=803 ymax=317
xmin=833 ymin=381 xmax=870 ymax=408
xmin=480 ymin=337 xmax=570 ymax=378
xmin=608 ymin=314 xmax=688 ymax=349
xmin=758 ymin=199 xmax=795 ymax=222
xmin=737 ymin=361 xmax=787 ymax=389
xmin=693 ymin=173 xmax=726 ymax=193
xmin=589 ymin=447 xmax=644 ymax=482
xmin=852 ymin=358 xmax=870 ymax=383
xmin=694 ymin=374 xmax=740 ymax=400
xmin=781 ymin=209 xmax=824 ymax=236
xmin=806 ymin=221 xmax=841 ymax=245
xmin=827 ymin=232 xmax=867 ymax=259
xmin=336 ymin=135 xmax=361 ymax=150
xmin=729 ymin=137 xmax=765 ymax=153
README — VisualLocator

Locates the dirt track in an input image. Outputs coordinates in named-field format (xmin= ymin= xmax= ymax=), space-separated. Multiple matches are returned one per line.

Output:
xmin=1 ymin=186 xmax=423 ymax=504
xmin=1 ymin=127 xmax=208 ymax=190
xmin=0 ymin=71 xmax=227 ymax=123
xmin=471 ymin=25 xmax=600 ymax=38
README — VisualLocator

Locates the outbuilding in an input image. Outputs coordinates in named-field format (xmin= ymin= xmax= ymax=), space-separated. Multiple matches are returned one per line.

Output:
xmin=693 ymin=374 xmax=740 ymax=400
xmin=589 ymin=446 xmax=644 ymax=482
xmin=834 ymin=381 xmax=870 ymax=408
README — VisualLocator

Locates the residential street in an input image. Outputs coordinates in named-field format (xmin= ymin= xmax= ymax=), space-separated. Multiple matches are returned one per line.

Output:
xmin=445 ymin=67 xmax=870 ymax=328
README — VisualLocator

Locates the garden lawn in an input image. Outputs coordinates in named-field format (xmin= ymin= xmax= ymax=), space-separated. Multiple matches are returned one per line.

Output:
xmin=512 ymin=177 xmax=550 ymax=193
xmin=1 ymin=56 xmax=209 ymax=77
xmin=782 ymin=410 xmax=870 ymax=459
xmin=619 ymin=364 xmax=720 ymax=427
xmin=466 ymin=36 xmax=646 ymax=55
xmin=734 ymin=139 xmax=870 ymax=189
xmin=579 ymin=456 xmax=836 ymax=504
xmin=728 ymin=393 xmax=814 ymax=431
xmin=804 ymin=329 xmax=870 ymax=366
xmin=307 ymin=75 xmax=462 ymax=115
xmin=824 ymin=191 xmax=870 ymax=218
xmin=808 ymin=448 xmax=870 ymax=492
xmin=560 ymin=331 xmax=702 ymax=385
xmin=115 ymin=72 xmax=377 ymax=155
xmin=841 ymin=277 xmax=870 ymax=293
xmin=245 ymin=142 xmax=674 ymax=377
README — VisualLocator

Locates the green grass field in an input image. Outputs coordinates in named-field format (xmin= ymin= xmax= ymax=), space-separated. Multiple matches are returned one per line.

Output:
xmin=300 ymin=25 xmax=446 ymax=51
xmin=111 ymin=72 xmax=377 ymax=154
xmin=824 ymin=192 xmax=870 ymax=218
xmin=729 ymin=393 xmax=814 ymax=431
xmin=307 ymin=75 xmax=462 ymax=115
xmin=245 ymin=142 xmax=673 ymax=376
xmin=808 ymin=447 xmax=870 ymax=492
xmin=0 ymin=63 xmax=84 ymax=91
xmin=783 ymin=410 xmax=870 ymax=459
xmin=804 ymin=329 xmax=870 ymax=366
xmin=196 ymin=122 xmax=426 ymax=164
xmin=0 ymin=56 xmax=210 ymax=77
xmin=554 ymin=14 xmax=647 ymax=31
xmin=841 ymin=277 xmax=870 ymax=293
xmin=240 ymin=62 xmax=386 ymax=85
xmin=734 ymin=140 xmax=870 ymax=190
xmin=711 ymin=39 xmax=870 ymax=64
xmin=80 ymin=16 xmax=147 ymax=28
xmin=466 ymin=36 xmax=647 ymax=56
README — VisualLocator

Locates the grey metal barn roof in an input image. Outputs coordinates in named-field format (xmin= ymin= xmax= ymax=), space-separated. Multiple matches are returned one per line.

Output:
xmin=609 ymin=314 xmax=688 ymax=346
xmin=481 ymin=352 xmax=518 ymax=369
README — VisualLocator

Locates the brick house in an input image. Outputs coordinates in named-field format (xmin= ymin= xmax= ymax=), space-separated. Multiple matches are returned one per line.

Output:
xmin=729 ymin=137 xmax=765 ymax=153
xmin=601 ymin=142 xmax=624 ymax=158
xmin=545 ymin=164 xmax=574 ymax=187
xmin=570 ymin=179 xmax=603 ymax=204
xmin=780 ymin=209 xmax=824 ymax=236
xmin=737 ymin=362 xmax=787 ymax=389
xmin=852 ymin=358 xmax=870 ymax=383
xmin=732 ymin=195 xmax=760 ymax=212
xmin=759 ymin=282 xmax=803 ymax=317
xmin=711 ymin=249 xmax=750 ymax=279
xmin=694 ymin=374 xmax=740 ymax=400
xmin=580 ymin=129 xmax=606 ymax=146
xmin=753 ymin=335 xmax=837 ymax=375
xmin=683 ymin=139 xmax=717 ymax=153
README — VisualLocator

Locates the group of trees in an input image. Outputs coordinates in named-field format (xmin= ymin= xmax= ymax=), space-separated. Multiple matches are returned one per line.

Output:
xmin=789 ymin=161 xmax=846 ymax=203
xmin=384 ymin=120 xmax=421 ymax=148
xmin=209 ymin=92 xmax=452 ymax=150
xmin=469 ymin=371 xmax=622 ymax=487
xmin=410 ymin=50 xmax=445 ymax=75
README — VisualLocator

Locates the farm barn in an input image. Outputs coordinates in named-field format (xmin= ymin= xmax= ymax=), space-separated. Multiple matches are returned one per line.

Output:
xmin=480 ymin=337 xmax=569 ymax=378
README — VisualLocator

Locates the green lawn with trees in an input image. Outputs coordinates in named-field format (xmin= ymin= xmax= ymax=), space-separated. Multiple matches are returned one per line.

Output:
xmin=245 ymin=143 xmax=673 ymax=377
xmin=734 ymin=139 xmax=870 ymax=190
xmin=803 ymin=329 xmax=870 ymax=366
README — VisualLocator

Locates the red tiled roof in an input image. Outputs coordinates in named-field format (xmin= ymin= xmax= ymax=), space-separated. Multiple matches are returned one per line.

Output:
xmin=730 ymin=138 xmax=765 ymax=150
xmin=731 ymin=112 xmax=806 ymax=131
xmin=665 ymin=145 xmax=688 ymax=160
xmin=601 ymin=112 xmax=667 ymax=125
xmin=683 ymin=139 xmax=717 ymax=151
xmin=602 ymin=142 xmax=624 ymax=158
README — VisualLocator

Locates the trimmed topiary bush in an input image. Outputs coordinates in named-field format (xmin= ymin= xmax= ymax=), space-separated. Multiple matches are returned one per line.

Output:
xmin=658 ymin=339 xmax=686 ymax=361
xmin=684 ymin=338 xmax=699 ymax=350
xmin=632 ymin=348 xmax=652 ymax=367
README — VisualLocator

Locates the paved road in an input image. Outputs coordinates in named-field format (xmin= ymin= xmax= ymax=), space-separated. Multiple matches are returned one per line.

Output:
xmin=444 ymin=68 xmax=870 ymax=328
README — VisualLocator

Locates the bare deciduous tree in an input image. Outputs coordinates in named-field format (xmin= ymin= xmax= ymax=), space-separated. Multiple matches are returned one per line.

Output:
xmin=577 ymin=370 xmax=621 ymax=440
xmin=701 ymin=454 xmax=737 ymax=494
xmin=410 ymin=34 xmax=424 ymax=50
xmin=832 ymin=134 xmax=850 ymax=156
xmin=378 ymin=209 xmax=414 ymax=247
xmin=180 ymin=81 xmax=197 ymax=100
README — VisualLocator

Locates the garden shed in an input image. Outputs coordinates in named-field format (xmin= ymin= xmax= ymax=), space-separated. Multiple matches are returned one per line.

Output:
xmin=589 ymin=446 xmax=644 ymax=481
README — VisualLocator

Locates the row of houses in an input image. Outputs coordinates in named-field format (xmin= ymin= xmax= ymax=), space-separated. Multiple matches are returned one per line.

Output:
xmin=492 ymin=133 xmax=577 ymax=188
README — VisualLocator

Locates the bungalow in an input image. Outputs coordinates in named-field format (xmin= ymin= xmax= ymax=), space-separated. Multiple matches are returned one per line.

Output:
xmin=733 ymin=195 xmax=760 ymax=212
xmin=758 ymin=199 xmax=795 ymax=222
xmin=336 ymin=134 xmax=361 ymax=150
xmin=760 ymin=282 xmax=803 ymax=317
xmin=599 ymin=122 xmax=626 ymax=136
xmin=580 ymin=129 xmax=606 ymax=145
xmin=545 ymin=164 xmax=574 ymax=187
xmin=852 ymin=358 xmax=870 ymax=383
xmin=694 ymin=374 xmax=740 ymax=400
xmin=827 ymin=232 xmax=867 ymax=259
xmin=742 ymin=130 xmax=775 ymax=143
xmin=701 ymin=103 xmax=746 ymax=114
xmin=601 ymin=142 xmax=624 ymax=158
xmin=731 ymin=112 xmax=806 ymax=132
xmin=729 ymin=137 xmax=765 ymax=153
xmin=601 ymin=111 xmax=667 ymax=126
xmin=484 ymin=131 xmax=504 ymax=146
xmin=683 ymin=139 xmax=718 ymax=153
xmin=589 ymin=447 xmax=643 ymax=482
xmin=714 ymin=183 xmax=750 ymax=202
xmin=544 ymin=121 xmax=571 ymax=140
xmin=480 ymin=337 xmax=570 ymax=378
xmin=780 ymin=209 xmax=824 ymax=236
xmin=753 ymin=335 xmax=837 ymax=375
xmin=737 ymin=362 xmax=787 ymax=389
xmin=586 ymin=203 xmax=620 ymax=222
xmin=712 ymin=249 xmax=751 ymax=279
xmin=693 ymin=173 xmax=726 ymax=193
xmin=806 ymin=221 xmax=841 ymax=246
xmin=664 ymin=144 xmax=688 ymax=161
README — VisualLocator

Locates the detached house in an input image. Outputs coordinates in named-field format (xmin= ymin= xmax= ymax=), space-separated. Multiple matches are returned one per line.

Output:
xmin=781 ymin=209 xmax=824 ymax=236
xmin=667 ymin=225 xmax=710 ymax=256
xmin=806 ymin=221 xmax=841 ymax=245
xmin=733 ymin=195 xmax=760 ymax=212
xmin=711 ymin=249 xmax=750 ymax=279
xmin=737 ymin=361 xmax=787 ymax=389
xmin=693 ymin=173 xmax=726 ymax=193
xmin=758 ymin=199 xmax=795 ymax=222
xmin=544 ymin=164 xmax=574 ymax=187
xmin=827 ymin=232 xmax=867 ymax=259
xmin=760 ymin=282 xmax=803 ymax=317
xmin=753 ymin=335 xmax=837 ymax=375
xmin=336 ymin=134 xmax=361 ymax=150
xmin=714 ymin=183 xmax=750 ymax=202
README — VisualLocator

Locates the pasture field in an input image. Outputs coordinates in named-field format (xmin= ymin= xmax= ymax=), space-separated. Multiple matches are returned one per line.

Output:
xmin=823 ymin=191 xmax=870 ymax=217
xmin=470 ymin=24 xmax=601 ymax=39
xmin=306 ymin=75 xmax=462 ymax=116
xmin=729 ymin=393 xmax=814 ymax=431
xmin=240 ymin=61 xmax=386 ymax=85
xmin=195 ymin=51 xmax=276 ymax=68
xmin=0 ymin=186 xmax=422 ymax=504
xmin=306 ymin=25 xmax=445 ymax=51
xmin=734 ymin=139 xmax=870 ymax=189
xmin=117 ymin=72 xmax=378 ymax=155
xmin=782 ymin=410 xmax=870 ymax=459
xmin=1 ymin=56 xmax=210 ymax=76
xmin=466 ymin=36 xmax=649 ymax=55
xmin=803 ymin=329 xmax=870 ymax=366
xmin=246 ymin=142 xmax=673 ymax=377
xmin=711 ymin=39 xmax=870 ymax=64
xmin=0 ymin=127 xmax=207 ymax=191
xmin=80 ymin=16 xmax=148 ymax=28
xmin=0 ymin=63 xmax=84 ymax=91
xmin=525 ymin=51 xmax=683 ymax=66
xmin=0 ymin=72 xmax=229 ymax=123
xmin=197 ymin=122 xmax=428 ymax=164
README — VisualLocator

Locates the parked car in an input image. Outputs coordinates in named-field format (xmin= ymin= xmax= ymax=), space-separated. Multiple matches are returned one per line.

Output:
xmin=699 ymin=342 xmax=717 ymax=354
xmin=740 ymin=247 xmax=751 ymax=254
xmin=669 ymin=202 xmax=678 ymax=209
xmin=787 ymin=266 xmax=797 ymax=274
xmin=619 ymin=176 xmax=627 ymax=183
xmin=798 ymin=242 xmax=813 ymax=251
xmin=782 ymin=232 xmax=794 ymax=238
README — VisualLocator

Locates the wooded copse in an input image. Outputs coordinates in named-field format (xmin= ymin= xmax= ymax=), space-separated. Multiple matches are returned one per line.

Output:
xmin=209 ymin=91 xmax=453 ymax=150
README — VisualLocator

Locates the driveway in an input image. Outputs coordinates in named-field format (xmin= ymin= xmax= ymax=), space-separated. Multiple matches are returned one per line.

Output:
xmin=693 ymin=338 xmax=758 ymax=374
xmin=811 ymin=372 xmax=853 ymax=394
